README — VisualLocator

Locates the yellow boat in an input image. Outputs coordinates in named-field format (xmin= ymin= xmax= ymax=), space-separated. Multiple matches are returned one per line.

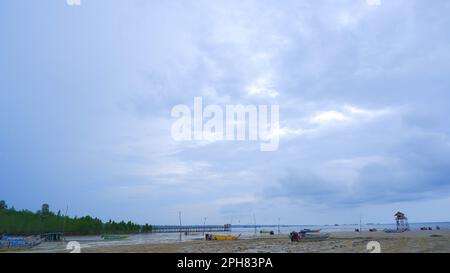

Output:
xmin=206 ymin=234 xmax=240 ymax=241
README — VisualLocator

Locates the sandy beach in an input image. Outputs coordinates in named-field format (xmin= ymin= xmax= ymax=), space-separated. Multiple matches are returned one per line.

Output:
xmin=79 ymin=230 xmax=450 ymax=253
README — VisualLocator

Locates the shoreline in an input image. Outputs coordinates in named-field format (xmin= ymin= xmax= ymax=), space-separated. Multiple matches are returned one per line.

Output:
xmin=5 ymin=230 xmax=449 ymax=253
xmin=78 ymin=230 xmax=450 ymax=253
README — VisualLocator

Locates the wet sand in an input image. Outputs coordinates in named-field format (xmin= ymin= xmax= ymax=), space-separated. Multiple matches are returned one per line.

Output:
xmin=81 ymin=230 xmax=450 ymax=253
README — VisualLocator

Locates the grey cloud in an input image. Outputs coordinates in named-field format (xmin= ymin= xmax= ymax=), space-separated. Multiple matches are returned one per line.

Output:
xmin=266 ymin=132 xmax=450 ymax=206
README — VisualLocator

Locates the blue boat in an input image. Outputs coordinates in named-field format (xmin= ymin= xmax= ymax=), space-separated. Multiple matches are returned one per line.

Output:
xmin=0 ymin=236 xmax=43 ymax=250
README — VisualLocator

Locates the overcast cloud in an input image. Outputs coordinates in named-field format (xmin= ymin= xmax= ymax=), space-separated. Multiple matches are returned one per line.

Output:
xmin=1 ymin=0 xmax=450 ymax=225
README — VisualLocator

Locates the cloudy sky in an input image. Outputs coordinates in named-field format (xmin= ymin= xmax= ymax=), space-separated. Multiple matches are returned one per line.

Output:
xmin=1 ymin=0 xmax=450 ymax=225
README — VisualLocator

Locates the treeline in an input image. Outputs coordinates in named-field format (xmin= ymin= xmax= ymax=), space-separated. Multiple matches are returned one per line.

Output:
xmin=0 ymin=200 xmax=152 ymax=236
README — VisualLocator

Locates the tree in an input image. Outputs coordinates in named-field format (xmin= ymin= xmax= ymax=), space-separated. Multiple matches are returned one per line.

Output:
xmin=0 ymin=202 xmax=152 ymax=236
xmin=40 ymin=203 xmax=50 ymax=216
xmin=0 ymin=200 xmax=7 ymax=210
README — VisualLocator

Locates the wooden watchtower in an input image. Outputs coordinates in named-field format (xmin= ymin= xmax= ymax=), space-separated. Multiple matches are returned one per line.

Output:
xmin=394 ymin=211 xmax=410 ymax=232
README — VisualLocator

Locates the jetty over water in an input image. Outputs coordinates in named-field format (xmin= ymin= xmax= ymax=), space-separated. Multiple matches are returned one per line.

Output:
xmin=152 ymin=224 xmax=231 ymax=233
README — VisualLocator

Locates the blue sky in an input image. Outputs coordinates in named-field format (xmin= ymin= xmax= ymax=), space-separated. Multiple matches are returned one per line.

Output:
xmin=1 ymin=0 xmax=450 ymax=225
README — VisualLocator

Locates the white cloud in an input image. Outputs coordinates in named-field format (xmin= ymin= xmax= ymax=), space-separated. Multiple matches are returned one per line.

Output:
xmin=308 ymin=105 xmax=393 ymax=125
xmin=309 ymin=110 xmax=350 ymax=124
xmin=245 ymin=72 xmax=279 ymax=98
xmin=274 ymin=127 xmax=316 ymax=138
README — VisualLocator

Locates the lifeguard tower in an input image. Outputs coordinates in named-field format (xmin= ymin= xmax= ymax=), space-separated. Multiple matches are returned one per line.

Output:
xmin=394 ymin=211 xmax=410 ymax=232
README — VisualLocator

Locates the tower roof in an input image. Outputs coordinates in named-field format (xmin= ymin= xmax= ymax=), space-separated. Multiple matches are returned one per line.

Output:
xmin=395 ymin=211 xmax=407 ymax=219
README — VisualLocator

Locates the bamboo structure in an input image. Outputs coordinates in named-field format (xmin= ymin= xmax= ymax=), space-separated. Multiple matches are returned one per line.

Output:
xmin=394 ymin=211 xmax=410 ymax=232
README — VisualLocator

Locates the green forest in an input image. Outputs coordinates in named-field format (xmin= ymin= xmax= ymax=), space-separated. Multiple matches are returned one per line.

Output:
xmin=0 ymin=200 xmax=152 ymax=236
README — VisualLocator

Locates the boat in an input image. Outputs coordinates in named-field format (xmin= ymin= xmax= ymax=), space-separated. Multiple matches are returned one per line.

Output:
xmin=304 ymin=233 xmax=330 ymax=241
xmin=101 ymin=234 xmax=129 ymax=240
xmin=0 ymin=236 xmax=43 ymax=250
xmin=300 ymin=229 xmax=321 ymax=233
xmin=289 ymin=231 xmax=330 ymax=242
xmin=383 ymin=228 xmax=407 ymax=233
xmin=205 ymin=234 xmax=240 ymax=241
xmin=259 ymin=230 xmax=274 ymax=235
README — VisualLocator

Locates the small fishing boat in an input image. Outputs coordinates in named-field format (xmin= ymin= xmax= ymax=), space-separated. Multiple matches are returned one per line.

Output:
xmin=101 ymin=234 xmax=129 ymax=240
xmin=0 ymin=236 xmax=43 ymax=250
xmin=383 ymin=228 xmax=407 ymax=233
xmin=289 ymin=231 xmax=330 ymax=242
xmin=205 ymin=234 xmax=240 ymax=241
xmin=300 ymin=229 xmax=321 ymax=233
xmin=259 ymin=230 xmax=274 ymax=235
xmin=304 ymin=233 xmax=330 ymax=241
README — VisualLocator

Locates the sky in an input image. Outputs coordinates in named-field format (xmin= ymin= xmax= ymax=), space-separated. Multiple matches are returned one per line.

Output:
xmin=1 ymin=0 xmax=450 ymax=225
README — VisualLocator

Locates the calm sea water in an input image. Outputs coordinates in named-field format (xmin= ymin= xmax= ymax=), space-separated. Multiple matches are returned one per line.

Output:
xmin=232 ymin=221 xmax=450 ymax=235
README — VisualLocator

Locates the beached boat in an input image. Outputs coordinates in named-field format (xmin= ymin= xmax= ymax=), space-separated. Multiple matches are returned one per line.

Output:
xmin=289 ymin=231 xmax=330 ymax=242
xmin=300 ymin=229 xmax=321 ymax=233
xmin=102 ymin=234 xmax=129 ymax=240
xmin=0 ymin=236 xmax=43 ymax=250
xmin=205 ymin=234 xmax=240 ymax=241
xmin=304 ymin=233 xmax=330 ymax=241
xmin=383 ymin=228 xmax=407 ymax=233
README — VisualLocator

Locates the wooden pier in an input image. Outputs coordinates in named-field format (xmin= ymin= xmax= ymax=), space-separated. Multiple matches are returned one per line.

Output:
xmin=152 ymin=224 xmax=231 ymax=233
